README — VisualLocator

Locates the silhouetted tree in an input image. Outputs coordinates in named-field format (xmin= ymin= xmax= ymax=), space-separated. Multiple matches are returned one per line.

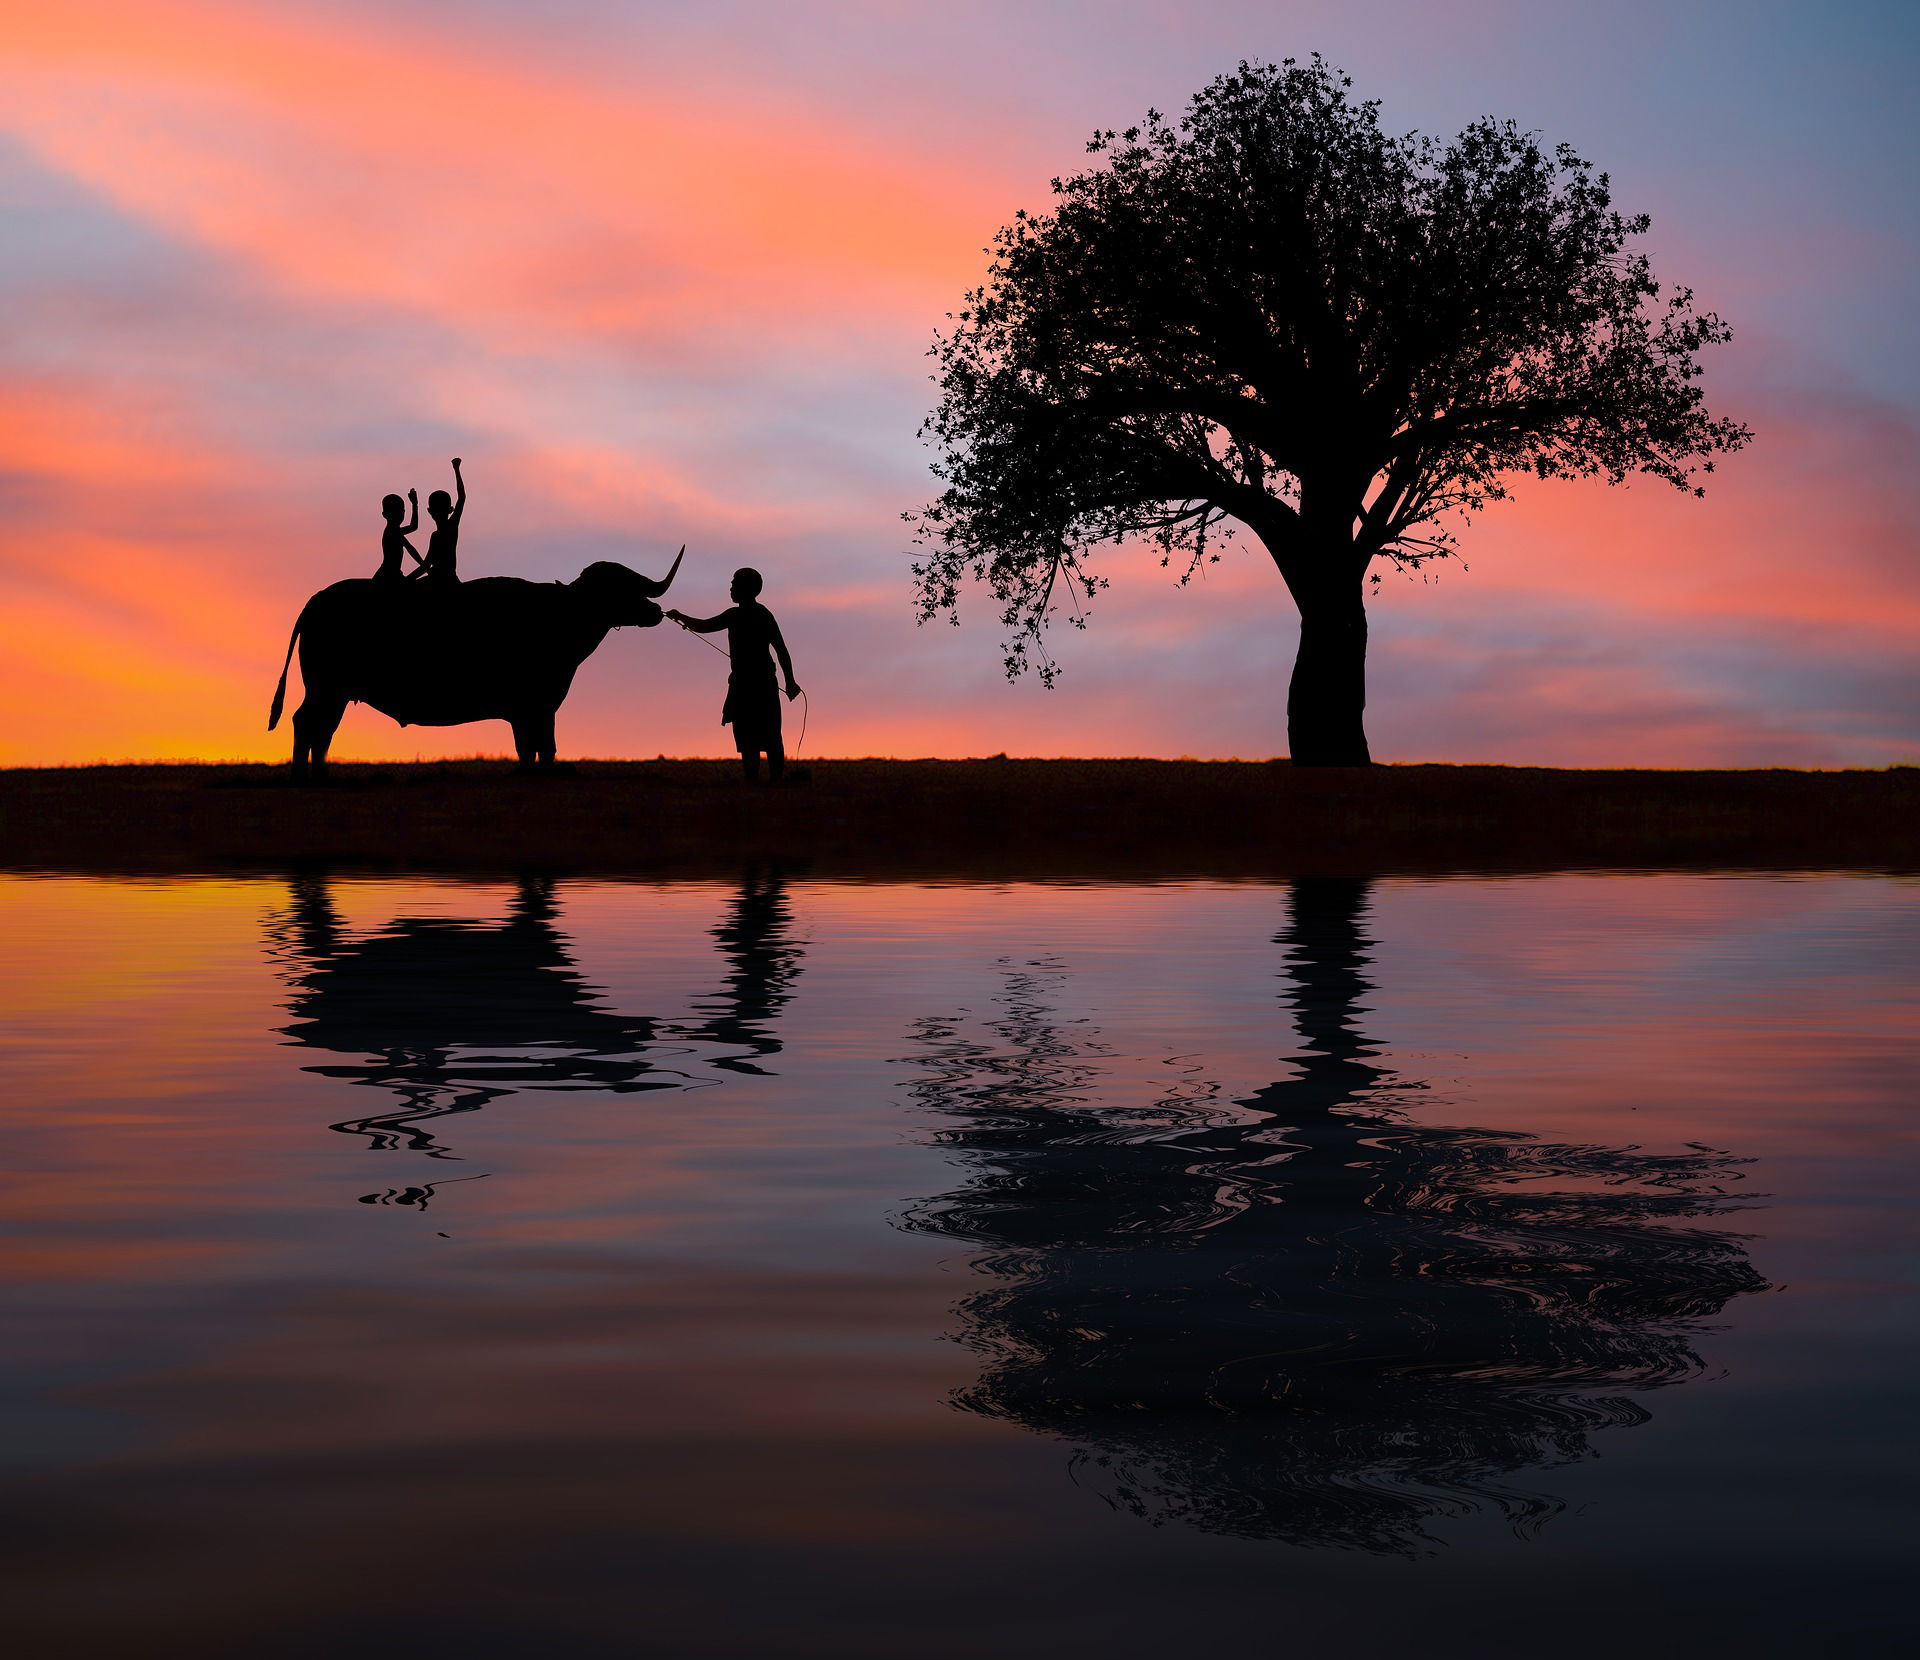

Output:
xmin=910 ymin=58 xmax=1750 ymax=764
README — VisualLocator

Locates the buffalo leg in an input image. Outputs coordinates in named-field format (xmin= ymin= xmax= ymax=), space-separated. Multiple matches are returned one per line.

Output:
xmin=511 ymin=712 xmax=557 ymax=774
xmin=291 ymin=693 xmax=347 ymax=779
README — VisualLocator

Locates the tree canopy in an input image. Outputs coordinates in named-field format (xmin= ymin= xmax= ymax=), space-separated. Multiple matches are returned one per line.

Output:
xmin=909 ymin=57 xmax=1749 ymax=762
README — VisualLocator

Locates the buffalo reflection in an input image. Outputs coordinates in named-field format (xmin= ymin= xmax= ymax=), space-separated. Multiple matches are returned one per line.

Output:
xmin=899 ymin=877 xmax=1768 ymax=1553
xmin=272 ymin=869 xmax=803 ymax=1162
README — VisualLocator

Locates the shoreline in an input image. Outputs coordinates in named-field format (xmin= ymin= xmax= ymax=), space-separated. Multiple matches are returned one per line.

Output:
xmin=2 ymin=759 xmax=1914 ymax=881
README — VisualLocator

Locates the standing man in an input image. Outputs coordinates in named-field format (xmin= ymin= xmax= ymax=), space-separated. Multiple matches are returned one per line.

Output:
xmin=669 ymin=568 xmax=801 ymax=783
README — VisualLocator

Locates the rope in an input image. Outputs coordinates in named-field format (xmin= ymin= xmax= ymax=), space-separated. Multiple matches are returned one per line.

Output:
xmin=672 ymin=623 xmax=808 ymax=759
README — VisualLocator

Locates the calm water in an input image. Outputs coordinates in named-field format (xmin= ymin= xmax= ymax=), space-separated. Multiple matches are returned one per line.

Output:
xmin=0 ymin=870 xmax=1914 ymax=1658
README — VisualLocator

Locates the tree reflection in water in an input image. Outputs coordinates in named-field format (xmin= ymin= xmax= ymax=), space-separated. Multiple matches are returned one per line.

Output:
xmin=270 ymin=869 xmax=803 ymax=1165
xmin=898 ymin=878 xmax=1769 ymax=1553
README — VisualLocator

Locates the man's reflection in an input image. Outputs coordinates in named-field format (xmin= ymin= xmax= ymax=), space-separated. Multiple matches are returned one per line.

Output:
xmin=678 ymin=868 xmax=805 ymax=1075
xmin=272 ymin=868 xmax=803 ymax=1161
xmin=899 ymin=878 xmax=1769 ymax=1553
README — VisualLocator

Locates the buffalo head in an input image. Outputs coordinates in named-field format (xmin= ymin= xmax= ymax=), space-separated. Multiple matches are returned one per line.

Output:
xmin=572 ymin=546 xmax=683 ymax=627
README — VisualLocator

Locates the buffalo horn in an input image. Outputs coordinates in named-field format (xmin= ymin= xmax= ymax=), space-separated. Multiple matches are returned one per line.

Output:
xmin=640 ymin=545 xmax=685 ymax=598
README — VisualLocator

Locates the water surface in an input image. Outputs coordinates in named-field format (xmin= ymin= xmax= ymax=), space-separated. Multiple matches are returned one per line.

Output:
xmin=1 ymin=870 xmax=1913 ymax=1657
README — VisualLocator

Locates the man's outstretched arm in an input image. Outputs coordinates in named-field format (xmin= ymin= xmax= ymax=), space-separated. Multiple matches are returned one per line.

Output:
xmin=668 ymin=607 xmax=731 ymax=633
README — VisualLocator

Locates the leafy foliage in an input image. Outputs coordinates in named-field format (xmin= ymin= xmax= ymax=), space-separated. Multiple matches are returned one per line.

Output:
xmin=910 ymin=57 xmax=1750 ymax=683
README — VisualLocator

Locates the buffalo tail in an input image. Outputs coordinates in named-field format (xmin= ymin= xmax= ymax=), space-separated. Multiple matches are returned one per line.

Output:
xmin=267 ymin=608 xmax=305 ymax=730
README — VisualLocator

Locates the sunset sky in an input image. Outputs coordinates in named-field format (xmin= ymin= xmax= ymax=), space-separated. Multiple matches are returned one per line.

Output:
xmin=3 ymin=0 xmax=1914 ymax=766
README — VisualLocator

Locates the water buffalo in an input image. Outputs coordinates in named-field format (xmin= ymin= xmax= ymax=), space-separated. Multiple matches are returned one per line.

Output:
xmin=267 ymin=552 xmax=681 ymax=775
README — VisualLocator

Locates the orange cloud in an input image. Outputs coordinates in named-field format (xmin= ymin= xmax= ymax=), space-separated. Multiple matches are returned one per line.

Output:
xmin=1449 ymin=395 xmax=1920 ymax=638
xmin=4 ymin=0 xmax=1002 ymax=342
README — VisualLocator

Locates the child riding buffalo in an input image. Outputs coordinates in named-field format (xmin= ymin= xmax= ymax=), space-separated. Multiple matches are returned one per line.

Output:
xmin=374 ymin=488 xmax=420 ymax=582
xmin=417 ymin=458 xmax=466 ymax=586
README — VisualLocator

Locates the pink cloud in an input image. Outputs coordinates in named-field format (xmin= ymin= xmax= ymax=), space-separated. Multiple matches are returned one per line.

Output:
xmin=4 ymin=0 xmax=1004 ymax=347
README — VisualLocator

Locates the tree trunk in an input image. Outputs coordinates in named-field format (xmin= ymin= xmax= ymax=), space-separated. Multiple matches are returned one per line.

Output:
xmin=1285 ymin=569 xmax=1372 ymax=766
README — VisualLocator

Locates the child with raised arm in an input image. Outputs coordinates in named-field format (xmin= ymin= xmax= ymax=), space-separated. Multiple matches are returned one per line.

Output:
xmin=668 ymin=567 xmax=801 ymax=784
xmin=373 ymin=488 xmax=420 ymax=582
xmin=413 ymin=458 xmax=466 ymax=586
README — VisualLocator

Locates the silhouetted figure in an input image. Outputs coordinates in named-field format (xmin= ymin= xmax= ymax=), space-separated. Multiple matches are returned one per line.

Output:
xmin=668 ymin=567 xmax=800 ymax=783
xmin=898 ymin=879 xmax=1768 ymax=1552
xmin=271 ymin=868 xmax=805 ymax=1160
xmin=374 ymin=488 xmax=421 ymax=583
xmin=266 ymin=548 xmax=683 ymax=774
xmin=416 ymin=457 xmax=466 ymax=586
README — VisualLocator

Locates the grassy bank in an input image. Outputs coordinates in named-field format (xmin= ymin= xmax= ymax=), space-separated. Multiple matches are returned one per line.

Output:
xmin=1 ymin=759 xmax=1913 ymax=880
